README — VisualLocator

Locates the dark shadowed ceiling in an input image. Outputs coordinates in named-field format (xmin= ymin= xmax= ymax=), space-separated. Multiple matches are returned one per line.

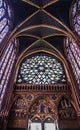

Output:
xmin=10 ymin=0 xmax=73 ymax=56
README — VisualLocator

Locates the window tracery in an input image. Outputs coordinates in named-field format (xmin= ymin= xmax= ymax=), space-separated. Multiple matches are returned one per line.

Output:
xmin=65 ymin=38 xmax=80 ymax=89
xmin=71 ymin=0 xmax=80 ymax=36
xmin=0 ymin=0 xmax=12 ymax=44
xmin=17 ymin=54 xmax=66 ymax=85
xmin=0 ymin=39 xmax=18 ymax=108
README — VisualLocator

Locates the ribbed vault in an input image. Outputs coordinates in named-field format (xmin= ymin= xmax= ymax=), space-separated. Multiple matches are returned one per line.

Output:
xmin=10 ymin=0 xmax=76 ymax=56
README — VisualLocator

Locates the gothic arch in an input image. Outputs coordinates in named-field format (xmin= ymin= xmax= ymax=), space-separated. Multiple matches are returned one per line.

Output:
xmin=15 ymin=41 xmax=69 ymax=81
xmin=13 ymin=40 xmax=80 ymax=111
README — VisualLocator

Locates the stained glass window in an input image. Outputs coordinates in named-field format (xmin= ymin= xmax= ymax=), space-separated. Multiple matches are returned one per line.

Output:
xmin=0 ymin=0 xmax=12 ymax=44
xmin=71 ymin=0 xmax=80 ymax=36
xmin=17 ymin=54 xmax=66 ymax=84
xmin=65 ymin=38 xmax=80 ymax=89
xmin=0 ymin=39 xmax=18 ymax=109
xmin=0 ymin=0 xmax=3 ymax=7
xmin=0 ymin=8 xmax=5 ymax=18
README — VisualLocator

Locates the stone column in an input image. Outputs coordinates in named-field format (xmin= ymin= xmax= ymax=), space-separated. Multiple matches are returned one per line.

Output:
xmin=25 ymin=114 xmax=29 ymax=130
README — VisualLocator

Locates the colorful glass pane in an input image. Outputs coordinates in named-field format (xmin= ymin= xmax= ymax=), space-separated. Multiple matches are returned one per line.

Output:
xmin=17 ymin=54 xmax=66 ymax=84
xmin=0 ymin=25 xmax=9 ymax=42
xmin=0 ymin=18 xmax=7 ymax=31
xmin=65 ymin=38 xmax=80 ymax=89
xmin=78 ymin=0 xmax=80 ymax=8
xmin=4 ymin=1 xmax=6 ymax=9
xmin=0 ymin=0 xmax=2 ymax=7
xmin=77 ymin=15 xmax=80 ymax=24
xmin=0 ymin=39 xmax=17 ymax=108
xmin=8 ymin=6 xmax=11 ymax=18
xmin=72 ymin=3 xmax=76 ymax=17
xmin=74 ymin=23 xmax=80 ymax=35
xmin=0 ymin=0 xmax=12 ymax=44
xmin=72 ymin=0 xmax=80 ymax=36
xmin=0 ymin=8 xmax=5 ymax=19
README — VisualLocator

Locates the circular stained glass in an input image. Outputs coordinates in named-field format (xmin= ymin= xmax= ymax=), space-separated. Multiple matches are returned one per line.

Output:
xmin=17 ymin=54 xmax=66 ymax=84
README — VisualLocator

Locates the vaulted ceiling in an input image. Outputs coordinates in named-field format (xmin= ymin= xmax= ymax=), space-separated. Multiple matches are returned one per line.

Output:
xmin=11 ymin=0 xmax=73 ymax=55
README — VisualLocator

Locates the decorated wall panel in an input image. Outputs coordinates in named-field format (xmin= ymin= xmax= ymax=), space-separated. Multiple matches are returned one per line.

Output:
xmin=7 ymin=93 xmax=77 ymax=129
xmin=58 ymin=97 xmax=77 ymax=120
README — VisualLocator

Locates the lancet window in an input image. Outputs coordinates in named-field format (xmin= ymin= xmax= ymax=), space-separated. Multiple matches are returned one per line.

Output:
xmin=71 ymin=0 xmax=80 ymax=36
xmin=0 ymin=0 xmax=12 ymax=44
xmin=0 ymin=39 xmax=18 ymax=108
xmin=65 ymin=38 xmax=80 ymax=89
